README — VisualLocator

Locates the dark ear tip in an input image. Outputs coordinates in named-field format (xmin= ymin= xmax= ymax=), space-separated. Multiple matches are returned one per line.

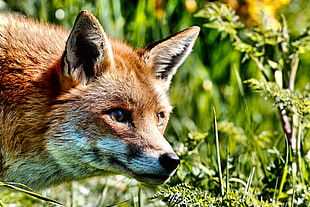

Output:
xmin=77 ymin=10 xmax=92 ymax=17
xmin=75 ymin=10 xmax=98 ymax=24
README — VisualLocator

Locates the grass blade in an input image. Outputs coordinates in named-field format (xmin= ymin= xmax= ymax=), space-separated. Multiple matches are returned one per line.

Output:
xmin=245 ymin=166 xmax=255 ymax=194
xmin=213 ymin=107 xmax=224 ymax=196
xmin=0 ymin=182 xmax=64 ymax=206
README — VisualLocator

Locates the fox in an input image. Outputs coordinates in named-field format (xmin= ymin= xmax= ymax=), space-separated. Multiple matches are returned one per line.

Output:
xmin=0 ymin=10 xmax=199 ymax=190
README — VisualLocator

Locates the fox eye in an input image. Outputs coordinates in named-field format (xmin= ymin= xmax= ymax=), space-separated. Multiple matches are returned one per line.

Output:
xmin=110 ymin=109 xmax=131 ymax=123
xmin=157 ymin=112 xmax=165 ymax=127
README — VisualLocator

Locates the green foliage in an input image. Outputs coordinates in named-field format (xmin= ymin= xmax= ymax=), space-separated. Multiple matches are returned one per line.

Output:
xmin=169 ymin=1 xmax=310 ymax=206
xmin=195 ymin=2 xmax=244 ymax=38
xmin=153 ymin=183 xmax=278 ymax=207
xmin=246 ymin=79 xmax=310 ymax=117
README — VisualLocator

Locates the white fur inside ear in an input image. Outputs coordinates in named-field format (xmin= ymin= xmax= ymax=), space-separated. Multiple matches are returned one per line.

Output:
xmin=141 ymin=26 xmax=200 ymax=87
xmin=151 ymin=37 xmax=195 ymax=79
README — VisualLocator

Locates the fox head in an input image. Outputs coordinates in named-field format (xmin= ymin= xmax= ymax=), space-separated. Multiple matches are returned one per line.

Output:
xmin=46 ymin=11 xmax=199 ymax=186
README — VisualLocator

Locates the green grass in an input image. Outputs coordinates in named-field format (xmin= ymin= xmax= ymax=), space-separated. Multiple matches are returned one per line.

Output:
xmin=1 ymin=0 xmax=310 ymax=206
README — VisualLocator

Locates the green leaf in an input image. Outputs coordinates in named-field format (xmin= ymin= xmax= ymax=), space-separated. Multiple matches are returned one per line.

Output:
xmin=232 ymin=41 xmax=253 ymax=53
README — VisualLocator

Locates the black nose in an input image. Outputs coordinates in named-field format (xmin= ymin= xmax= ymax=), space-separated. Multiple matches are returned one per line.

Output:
xmin=159 ymin=153 xmax=180 ymax=172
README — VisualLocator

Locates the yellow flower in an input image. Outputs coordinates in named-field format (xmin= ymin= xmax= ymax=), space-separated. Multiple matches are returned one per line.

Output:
xmin=225 ymin=0 xmax=291 ymax=29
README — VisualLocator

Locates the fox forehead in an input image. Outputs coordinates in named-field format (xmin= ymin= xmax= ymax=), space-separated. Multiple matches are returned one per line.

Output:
xmin=88 ymin=65 xmax=172 ymax=114
xmin=64 ymin=45 xmax=172 ymax=115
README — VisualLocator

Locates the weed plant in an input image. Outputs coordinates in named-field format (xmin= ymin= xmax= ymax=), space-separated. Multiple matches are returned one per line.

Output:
xmin=0 ymin=0 xmax=310 ymax=206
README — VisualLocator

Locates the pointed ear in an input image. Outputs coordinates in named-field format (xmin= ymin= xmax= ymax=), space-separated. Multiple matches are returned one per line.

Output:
xmin=137 ymin=26 xmax=200 ymax=88
xmin=63 ymin=10 xmax=114 ymax=85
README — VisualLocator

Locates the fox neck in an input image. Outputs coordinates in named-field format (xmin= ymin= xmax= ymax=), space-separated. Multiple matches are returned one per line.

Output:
xmin=4 ymin=157 xmax=62 ymax=189
xmin=3 ymin=153 xmax=109 ymax=189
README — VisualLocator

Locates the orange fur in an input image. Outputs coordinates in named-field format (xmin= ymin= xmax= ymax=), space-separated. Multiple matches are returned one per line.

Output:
xmin=0 ymin=11 xmax=199 ymax=189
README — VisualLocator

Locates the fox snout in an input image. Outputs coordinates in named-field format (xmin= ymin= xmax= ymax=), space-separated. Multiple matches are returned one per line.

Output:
xmin=107 ymin=134 xmax=180 ymax=185
xmin=125 ymin=151 xmax=180 ymax=185
xmin=138 ymin=152 xmax=180 ymax=184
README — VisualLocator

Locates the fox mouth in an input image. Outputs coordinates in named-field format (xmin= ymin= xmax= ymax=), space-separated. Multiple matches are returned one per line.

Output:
xmin=134 ymin=173 xmax=171 ymax=185
xmin=109 ymin=157 xmax=173 ymax=185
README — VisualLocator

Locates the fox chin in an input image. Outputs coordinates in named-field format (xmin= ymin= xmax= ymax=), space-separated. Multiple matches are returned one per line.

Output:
xmin=0 ymin=10 xmax=200 ymax=190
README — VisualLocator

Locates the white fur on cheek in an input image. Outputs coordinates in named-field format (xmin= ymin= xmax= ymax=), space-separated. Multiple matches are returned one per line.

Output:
xmin=47 ymin=122 xmax=127 ymax=171
xmin=96 ymin=137 xmax=128 ymax=156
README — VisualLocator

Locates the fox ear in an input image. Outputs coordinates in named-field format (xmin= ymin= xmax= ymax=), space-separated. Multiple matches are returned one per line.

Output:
xmin=138 ymin=26 xmax=200 ymax=89
xmin=63 ymin=10 xmax=114 ymax=85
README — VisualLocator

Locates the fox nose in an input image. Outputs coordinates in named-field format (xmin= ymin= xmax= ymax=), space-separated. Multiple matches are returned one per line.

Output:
xmin=159 ymin=153 xmax=180 ymax=172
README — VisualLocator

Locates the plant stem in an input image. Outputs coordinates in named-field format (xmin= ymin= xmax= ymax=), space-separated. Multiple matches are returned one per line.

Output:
xmin=296 ymin=116 xmax=305 ymax=186
xmin=278 ymin=105 xmax=293 ymax=146
xmin=213 ymin=108 xmax=224 ymax=196
xmin=277 ymin=133 xmax=289 ymax=203
xmin=289 ymin=55 xmax=299 ymax=91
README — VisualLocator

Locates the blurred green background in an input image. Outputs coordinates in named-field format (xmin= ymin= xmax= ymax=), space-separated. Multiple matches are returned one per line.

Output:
xmin=1 ymin=0 xmax=310 ymax=206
